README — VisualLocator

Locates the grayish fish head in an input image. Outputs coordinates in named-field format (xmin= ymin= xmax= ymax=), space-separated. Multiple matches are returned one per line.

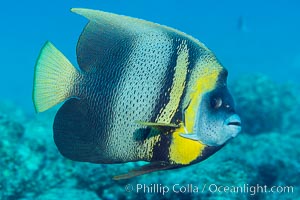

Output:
xmin=195 ymin=85 xmax=242 ymax=146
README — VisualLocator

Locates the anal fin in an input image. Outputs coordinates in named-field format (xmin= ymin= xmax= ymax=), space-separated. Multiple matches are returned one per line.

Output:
xmin=53 ymin=98 xmax=102 ymax=163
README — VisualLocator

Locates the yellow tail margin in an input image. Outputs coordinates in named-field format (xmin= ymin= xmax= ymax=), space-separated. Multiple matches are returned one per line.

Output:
xmin=32 ymin=41 xmax=79 ymax=113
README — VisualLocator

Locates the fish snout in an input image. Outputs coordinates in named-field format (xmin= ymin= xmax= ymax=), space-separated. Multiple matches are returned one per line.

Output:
xmin=224 ymin=114 xmax=242 ymax=137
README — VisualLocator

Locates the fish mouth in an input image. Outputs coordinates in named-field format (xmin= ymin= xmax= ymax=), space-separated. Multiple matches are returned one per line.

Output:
xmin=227 ymin=121 xmax=241 ymax=126
xmin=225 ymin=114 xmax=242 ymax=127
xmin=224 ymin=114 xmax=242 ymax=137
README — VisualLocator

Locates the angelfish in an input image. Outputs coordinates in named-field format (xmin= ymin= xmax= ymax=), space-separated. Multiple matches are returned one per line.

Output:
xmin=33 ymin=8 xmax=242 ymax=179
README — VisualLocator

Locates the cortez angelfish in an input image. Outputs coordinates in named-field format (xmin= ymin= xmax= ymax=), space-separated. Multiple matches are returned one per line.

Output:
xmin=33 ymin=8 xmax=242 ymax=179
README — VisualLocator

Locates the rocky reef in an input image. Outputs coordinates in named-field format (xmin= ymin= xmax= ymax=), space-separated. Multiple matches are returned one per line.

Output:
xmin=0 ymin=74 xmax=299 ymax=200
xmin=230 ymin=74 xmax=300 ymax=134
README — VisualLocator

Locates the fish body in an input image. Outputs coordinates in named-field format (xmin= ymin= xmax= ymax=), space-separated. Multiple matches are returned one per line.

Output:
xmin=33 ymin=8 xmax=241 ymax=179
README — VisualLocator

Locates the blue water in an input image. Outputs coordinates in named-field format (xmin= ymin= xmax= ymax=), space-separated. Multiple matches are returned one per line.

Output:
xmin=1 ymin=1 xmax=300 ymax=199
xmin=0 ymin=0 xmax=299 ymax=112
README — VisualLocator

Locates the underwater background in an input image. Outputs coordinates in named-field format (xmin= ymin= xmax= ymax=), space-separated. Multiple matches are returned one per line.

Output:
xmin=1 ymin=0 xmax=300 ymax=199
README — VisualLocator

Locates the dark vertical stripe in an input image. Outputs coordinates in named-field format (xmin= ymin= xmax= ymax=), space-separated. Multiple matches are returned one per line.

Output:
xmin=170 ymin=37 xmax=205 ymax=123
xmin=148 ymin=38 xmax=179 ymax=123
xmin=78 ymin=30 xmax=136 ymax=150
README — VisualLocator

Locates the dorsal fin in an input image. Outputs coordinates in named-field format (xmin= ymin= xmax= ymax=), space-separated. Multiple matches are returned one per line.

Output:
xmin=71 ymin=8 xmax=208 ymax=72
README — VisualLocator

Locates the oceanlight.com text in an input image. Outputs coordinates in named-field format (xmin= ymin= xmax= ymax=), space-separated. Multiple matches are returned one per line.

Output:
xmin=124 ymin=183 xmax=294 ymax=196
xmin=207 ymin=184 xmax=293 ymax=196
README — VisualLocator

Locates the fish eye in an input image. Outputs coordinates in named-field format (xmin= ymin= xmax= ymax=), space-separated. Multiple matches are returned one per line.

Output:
xmin=211 ymin=97 xmax=222 ymax=109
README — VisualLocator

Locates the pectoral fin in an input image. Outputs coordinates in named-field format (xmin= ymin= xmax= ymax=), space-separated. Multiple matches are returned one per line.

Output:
xmin=113 ymin=162 xmax=175 ymax=180
xmin=136 ymin=121 xmax=179 ymax=132
xmin=180 ymin=133 xmax=200 ymax=141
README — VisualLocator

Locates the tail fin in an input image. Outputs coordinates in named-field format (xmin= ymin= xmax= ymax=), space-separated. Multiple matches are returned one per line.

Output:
xmin=33 ymin=41 xmax=79 ymax=113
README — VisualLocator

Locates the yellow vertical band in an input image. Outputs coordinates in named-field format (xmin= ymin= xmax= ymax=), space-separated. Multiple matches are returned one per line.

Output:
xmin=156 ymin=41 xmax=189 ymax=124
